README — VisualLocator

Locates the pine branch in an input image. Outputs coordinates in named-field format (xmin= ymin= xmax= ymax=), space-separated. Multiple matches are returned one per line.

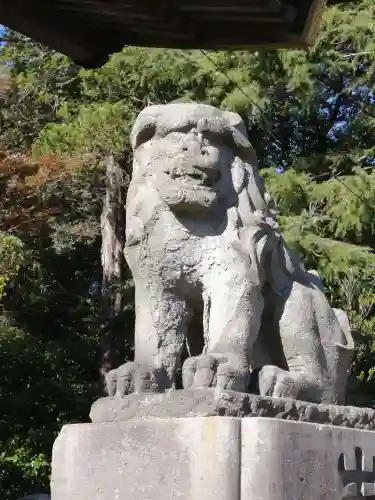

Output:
xmin=318 ymin=76 xmax=375 ymax=120
xmin=0 ymin=37 xmax=19 ymax=44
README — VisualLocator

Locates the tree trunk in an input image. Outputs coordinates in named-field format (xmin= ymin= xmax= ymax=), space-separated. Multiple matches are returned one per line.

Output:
xmin=99 ymin=154 xmax=126 ymax=394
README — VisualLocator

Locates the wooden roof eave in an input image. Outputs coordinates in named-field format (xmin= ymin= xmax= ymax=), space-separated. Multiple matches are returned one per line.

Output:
xmin=0 ymin=0 xmax=331 ymax=68
xmin=1 ymin=0 xmax=125 ymax=67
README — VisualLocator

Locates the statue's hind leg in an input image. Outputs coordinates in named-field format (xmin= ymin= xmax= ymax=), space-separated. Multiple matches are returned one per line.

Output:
xmin=258 ymin=280 xmax=334 ymax=403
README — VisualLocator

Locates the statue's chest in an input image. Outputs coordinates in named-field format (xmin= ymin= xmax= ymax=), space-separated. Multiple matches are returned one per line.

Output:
xmin=144 ymin=213 xmax=227 ymax=277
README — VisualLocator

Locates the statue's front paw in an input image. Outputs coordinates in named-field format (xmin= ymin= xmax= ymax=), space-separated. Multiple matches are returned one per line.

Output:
xmin=105 ymin=361 xmax=171 ymax=396
xmin=258 ymin=365 xmax=322 ymax=403
xmin=182 ymin=354 xmax=250 ymax=392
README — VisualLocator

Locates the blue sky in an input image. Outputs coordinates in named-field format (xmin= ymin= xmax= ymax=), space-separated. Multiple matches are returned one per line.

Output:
xmin=0 ymin=25 xmax=5 ymax=45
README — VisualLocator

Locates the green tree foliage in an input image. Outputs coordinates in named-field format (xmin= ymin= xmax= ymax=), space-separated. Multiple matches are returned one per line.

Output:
xmin=0 ymin=153 xmax=102 ymax=498
xmin=1 ymin=0 xmax=375 ymax=496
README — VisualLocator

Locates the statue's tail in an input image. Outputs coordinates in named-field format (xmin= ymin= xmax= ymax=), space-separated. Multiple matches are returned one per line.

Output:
xmin=322 ymin=307 xmax=354 ymax=405
xmin=305 ymin=271 xmax=354 ymax=405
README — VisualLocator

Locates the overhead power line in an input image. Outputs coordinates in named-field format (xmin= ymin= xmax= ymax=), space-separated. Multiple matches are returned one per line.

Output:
xmin=199 ymin=49 xmax=366 ymax=204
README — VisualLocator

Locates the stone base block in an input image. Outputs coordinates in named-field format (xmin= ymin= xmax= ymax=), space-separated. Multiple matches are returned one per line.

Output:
xmin=51 ymin=417 xmax=241 ymax=500
xmin=51 ymin=417 xmax=375 ymax=500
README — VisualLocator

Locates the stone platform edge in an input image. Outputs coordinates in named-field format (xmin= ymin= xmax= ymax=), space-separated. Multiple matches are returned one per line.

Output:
xmin=90 ymin=388 xmax=375 ymax=431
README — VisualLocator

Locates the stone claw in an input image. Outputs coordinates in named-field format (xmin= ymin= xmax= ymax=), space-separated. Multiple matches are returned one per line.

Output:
xmin=105 ymin=361 xmax=171 ymax=396
xmin=182 ymin=354 xmax=250 ymax=392
xmin=258 ymin=365 xmax=322 ymax=403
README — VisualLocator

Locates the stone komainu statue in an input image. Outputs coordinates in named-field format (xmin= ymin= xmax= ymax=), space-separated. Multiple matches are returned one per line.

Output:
xmin=106 ymin=103 xmax=354 ymax=405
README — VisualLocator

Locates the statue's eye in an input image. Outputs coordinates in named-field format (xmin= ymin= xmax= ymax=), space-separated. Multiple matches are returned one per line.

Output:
xmin=203 ymin=130 xmax=234 ymax=152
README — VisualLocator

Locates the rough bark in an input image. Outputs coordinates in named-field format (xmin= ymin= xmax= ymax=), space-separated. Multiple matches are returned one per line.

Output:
xmin=99 ymin=154 xmax=126 ymax=393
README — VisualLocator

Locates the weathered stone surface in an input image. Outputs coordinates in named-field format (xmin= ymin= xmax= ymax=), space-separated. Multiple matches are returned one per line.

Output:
xmin=51 ymin=417 xmax=241 ymax=500
xmin=51 ymin=416 xmax=375 ymax=500
xmin=90 ymin=388 xmax=375 ymax=431
xmin=242 ymin=418 xmax=375 ymax=500
xmin=104 ymin=102 xmax=354 ymax=405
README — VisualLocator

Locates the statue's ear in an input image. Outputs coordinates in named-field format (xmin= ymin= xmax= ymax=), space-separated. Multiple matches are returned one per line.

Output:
xmin=131 ymin=119 xmax=157 ymax=150
xmin=231 ymin=157 xmax=246 ymax=194
xmin=232 ymin=158 xmax=270 ymax=229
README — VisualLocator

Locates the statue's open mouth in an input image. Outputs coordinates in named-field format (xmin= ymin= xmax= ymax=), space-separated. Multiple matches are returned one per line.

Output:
xmin=165 ymin=166 xmax=221 ymax=187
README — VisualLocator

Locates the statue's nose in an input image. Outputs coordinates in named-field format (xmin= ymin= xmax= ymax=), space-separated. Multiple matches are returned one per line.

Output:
xmin=182 ymin=128 xmax=207 ymax=155
xmin=185 ymin=127 xmax=204 ymax=143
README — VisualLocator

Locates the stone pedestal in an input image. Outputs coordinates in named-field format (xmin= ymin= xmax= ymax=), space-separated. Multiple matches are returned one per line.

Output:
xmin=51 ymin=414 xmax=375 ymax=500
xmin=51 ymin=417 xmax=241 ymax=500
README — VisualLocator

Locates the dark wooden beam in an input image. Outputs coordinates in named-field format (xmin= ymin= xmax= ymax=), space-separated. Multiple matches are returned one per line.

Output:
xmin=1 ymin=0 xmax=123 ymax=67
xmin=181 ymin=0 xmax=281 ymax=13
xmin=0 ymin=0 xmax=328 ymax=67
